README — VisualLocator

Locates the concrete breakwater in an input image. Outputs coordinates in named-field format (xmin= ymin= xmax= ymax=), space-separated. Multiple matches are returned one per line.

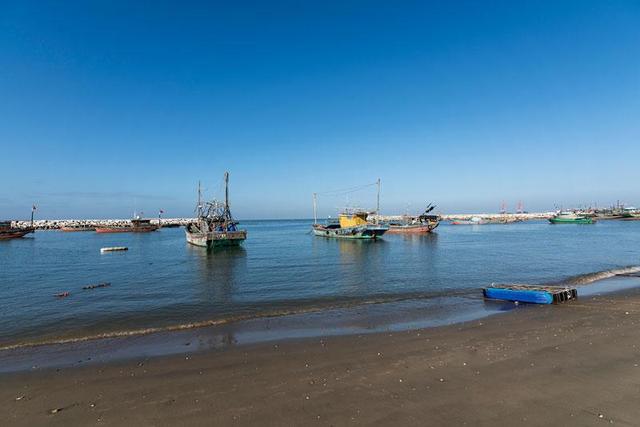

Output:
xmin=13 ymin=218 xmax=195 ymax=230
xmin=13 ymin=213 xmax=555 ymax=230
xmin=370 ymin=212 xmax=554 ymax=222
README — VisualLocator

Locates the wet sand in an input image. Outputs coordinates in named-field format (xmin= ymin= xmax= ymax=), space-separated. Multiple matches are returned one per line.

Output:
xmin=2 ymin=289 xmax=640 ymax=426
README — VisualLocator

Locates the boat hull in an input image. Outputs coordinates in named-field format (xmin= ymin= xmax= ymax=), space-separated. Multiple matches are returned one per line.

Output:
xmin=312 ymin=224 xmax=388 ymax=239
xmin=548 ymin=217 xmax=593 ymax=224
xmin=483 ymin=285 xmax=577 ymax=305
xmin=0 ymin=228 xmax=34 ymax=240
xmin=95 ymin=226 xmax=159 ymax=233
xmin=386 ymin=223 xmax=438 ymax=234
xmin=186 ymin=230 xmax=247 ymax=249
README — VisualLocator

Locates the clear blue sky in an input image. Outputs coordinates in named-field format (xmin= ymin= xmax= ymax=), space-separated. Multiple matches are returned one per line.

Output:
xmin=1 ymin=1 xmax=639 ymax=219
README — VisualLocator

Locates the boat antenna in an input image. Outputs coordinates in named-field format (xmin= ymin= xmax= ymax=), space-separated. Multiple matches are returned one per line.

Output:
xmin=313 ymin=192 xmax=318 ymax=224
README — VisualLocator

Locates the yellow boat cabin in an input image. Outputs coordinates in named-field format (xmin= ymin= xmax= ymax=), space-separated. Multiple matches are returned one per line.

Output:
xmin=338 ymin=211 xmax=370 ymax=228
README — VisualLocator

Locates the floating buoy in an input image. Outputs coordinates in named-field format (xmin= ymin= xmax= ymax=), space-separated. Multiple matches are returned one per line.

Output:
xmin=100 ymin=247 xmax=128 ymax=253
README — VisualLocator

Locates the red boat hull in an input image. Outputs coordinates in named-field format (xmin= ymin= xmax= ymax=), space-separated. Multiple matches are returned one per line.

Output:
xmin=0 ymin=228 xmax=35 ymax=240
xmin=386 ymin=225 xmax=436 ymax=234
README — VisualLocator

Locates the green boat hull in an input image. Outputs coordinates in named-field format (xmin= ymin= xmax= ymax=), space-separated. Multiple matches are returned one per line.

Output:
xmin=548 ymin=217 xmax=593 ymax=224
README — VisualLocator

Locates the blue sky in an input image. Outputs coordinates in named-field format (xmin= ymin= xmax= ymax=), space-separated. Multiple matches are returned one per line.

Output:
xmin=1 ymin=1 xmax=639 ymax=219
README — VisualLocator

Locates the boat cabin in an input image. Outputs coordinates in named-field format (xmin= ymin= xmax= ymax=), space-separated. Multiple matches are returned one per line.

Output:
xmin=0 ymin=221 xmax=12 ymax=231
xmin=131 ymin=218 xmax=152 ymax=226
xmin=339 ymin=211 xmax=369 ymax=228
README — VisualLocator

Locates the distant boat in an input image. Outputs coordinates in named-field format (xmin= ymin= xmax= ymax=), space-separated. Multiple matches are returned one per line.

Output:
xmin=386 ymin=204 xmax=440 ymax=234
xmin=95 ymin=216 xmax=159 ymax=233
xmin=185 ymin=172 xmax=247 ymax=249
xmin=0 ymin=220 xmax=34 ymax=240
xmin=312 ymin=210 xmax=389 ymax=239
xmin=1 ymin=206 xmax=36 ymax=240
xmin=451 ymin=217 xmax=488 ymax=225
xmin=548 ymin=211 xmax=594 ymax=224
xmin=311 ymin=179 xmax=388 ymax=240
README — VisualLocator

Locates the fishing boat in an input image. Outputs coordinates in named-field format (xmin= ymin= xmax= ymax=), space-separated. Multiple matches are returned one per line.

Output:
xmin=95 ymin=216 xmax=159 ymax=233
xmin=0 ymin=221 xmax=34 ymax=240
xmin=312 ymin=209 xmax=389 ymax=239
xmin=451 ymin=217 xmax=488 ymax=225
xmin=385 ymin=204 xmax=440 ymax=234
xmin=548 ymin=211 xmax=594 ymax=224
xmin=185 ymin=172 xmax=247 ymax=249
xmin=1 ymin=206 xmax=37 ymax=240
xmin=312 ymin=179 xmax=388 ymax=239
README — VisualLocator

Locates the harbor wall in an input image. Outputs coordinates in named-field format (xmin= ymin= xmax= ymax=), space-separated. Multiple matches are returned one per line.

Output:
xmin=14 ymin=213 xmax=555 ymax=229
xmin=12 ymin=218 xmax=194 ymax=230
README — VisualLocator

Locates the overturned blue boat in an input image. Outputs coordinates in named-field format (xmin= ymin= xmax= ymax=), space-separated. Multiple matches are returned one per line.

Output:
xmin=483 ymin=284 xmax=577 ymax=304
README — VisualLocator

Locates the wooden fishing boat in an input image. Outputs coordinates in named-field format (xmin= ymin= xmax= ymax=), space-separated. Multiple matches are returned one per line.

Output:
xmin=311 ymin=179 xmax=388 ymax=240
xmin=185 ymin=172 xmax=247 ymax=249
xmin=386 ymin=204 xmax=440 ymax=234
xmin=312 ymin=210 xmax=389 ymax=239
xmin=95 ymin=217 xmax=159 ymax=233
xmin=0 ymin=221 xmax=34 ymax=240
xmin=548 ymin=211 xmax=593 ymax=224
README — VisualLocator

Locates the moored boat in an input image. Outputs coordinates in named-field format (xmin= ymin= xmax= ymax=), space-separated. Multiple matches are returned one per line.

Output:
xmin=0 ymin=221 xmax=35 ymax=240
xmin=95 ymin=217 xmax=159 ymax=233
xmin=1 ymin=206 xmax=36 ymax=240
xmin=185 ymin=172 xmax=247 ymax=249
xmin=386 ymin=204 xmax=440 ymax=234
xmin=548 ymin=211 xmax=593 ymax=224
xmin=311 ymin=179 xmax=388 ymax=240
xmin=312 ymin=210 xmax=389 ymax=239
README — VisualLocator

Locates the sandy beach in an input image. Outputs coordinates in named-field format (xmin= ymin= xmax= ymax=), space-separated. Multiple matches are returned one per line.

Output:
xmin=2 ymin=287 xmax=639 ymax=426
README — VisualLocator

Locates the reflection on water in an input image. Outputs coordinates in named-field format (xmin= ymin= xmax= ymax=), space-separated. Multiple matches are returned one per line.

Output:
xmin=188 ymin=244 xmax=247 ymax=306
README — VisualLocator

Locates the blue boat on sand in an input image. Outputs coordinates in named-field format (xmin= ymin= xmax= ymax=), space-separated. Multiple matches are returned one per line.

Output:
xmin=483 ymin=284 xmax=577 ymax=304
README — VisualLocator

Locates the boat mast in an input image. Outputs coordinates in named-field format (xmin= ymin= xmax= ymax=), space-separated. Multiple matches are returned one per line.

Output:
xmin=376 ymin=178 xmax=381 ymax=224
xmin=224 ymin=171 xmax=232 ymax=221
xmin=197 ymin=180 xmax=202 ymax=218
xmin=313 ymin=193 xmax=318 ymax=224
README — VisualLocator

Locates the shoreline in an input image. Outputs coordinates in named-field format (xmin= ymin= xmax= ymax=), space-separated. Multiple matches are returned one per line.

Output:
xmin=2 ymin=273 xmax=640 ymax=374
xmin=3 ymin=285 xmax=640 ymax=425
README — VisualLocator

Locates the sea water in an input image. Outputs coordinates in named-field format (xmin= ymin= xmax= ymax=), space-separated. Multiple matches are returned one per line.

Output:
xmin=1 ymin=219 xmax=640 ymax=350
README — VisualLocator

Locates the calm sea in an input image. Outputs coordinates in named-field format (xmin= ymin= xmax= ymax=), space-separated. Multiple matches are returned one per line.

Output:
xmin=1 ymin=219 xmax=640 ymax=349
